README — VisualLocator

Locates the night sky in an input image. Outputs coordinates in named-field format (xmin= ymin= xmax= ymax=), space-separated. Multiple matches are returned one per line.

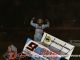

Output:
xmin=0 ymin=0 xmax=80 ymax=27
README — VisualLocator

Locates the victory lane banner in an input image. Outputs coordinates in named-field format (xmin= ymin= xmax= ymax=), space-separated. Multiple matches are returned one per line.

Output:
xmin=22 ymin=38 xmax=61 ymax=60
xmin=41 ymin=32 xmax=75 ymax=60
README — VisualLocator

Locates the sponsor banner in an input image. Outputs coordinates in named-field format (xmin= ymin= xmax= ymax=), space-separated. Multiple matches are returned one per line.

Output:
xmin=41 ymin=32 xmax=75 ymax=60
xmin=22 ymin=38 xmax=60 ymax=60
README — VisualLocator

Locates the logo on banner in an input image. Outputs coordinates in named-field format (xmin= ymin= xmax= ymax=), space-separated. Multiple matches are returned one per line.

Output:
xmin=26 ymin=42 xmax=38 ymax=51
xmin=43 ymin=34 xmax=52 ymax=45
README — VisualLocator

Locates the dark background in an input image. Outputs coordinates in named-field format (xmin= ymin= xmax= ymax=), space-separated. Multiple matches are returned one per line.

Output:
xmin=0 ymin=0 xmax=80 ymax=60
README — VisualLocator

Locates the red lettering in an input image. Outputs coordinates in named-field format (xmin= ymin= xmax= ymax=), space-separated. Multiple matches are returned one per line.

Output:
xmin=45 ymin=49 xmax=50 ymax=55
